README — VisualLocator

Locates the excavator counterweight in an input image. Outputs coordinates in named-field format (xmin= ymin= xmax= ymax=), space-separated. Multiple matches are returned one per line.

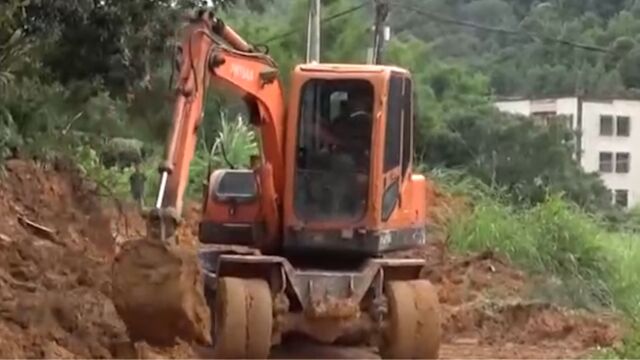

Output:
xmin=111 ymin=8 xmax=442 ymax=359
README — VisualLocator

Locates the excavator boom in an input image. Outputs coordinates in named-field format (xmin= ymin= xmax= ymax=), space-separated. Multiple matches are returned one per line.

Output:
xmin=111 ymin=10 xmax=286 ymax=346
xmin=155 ymin=10 xmax=285 ymax=234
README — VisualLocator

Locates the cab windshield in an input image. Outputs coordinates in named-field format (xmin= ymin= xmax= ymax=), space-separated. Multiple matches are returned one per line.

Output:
xmin=293 ymin=79 xmax=373 ymax=222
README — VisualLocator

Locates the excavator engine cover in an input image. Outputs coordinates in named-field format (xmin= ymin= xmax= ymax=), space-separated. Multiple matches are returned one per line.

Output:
xmin=200 ymin=169 xmax=265 ymax=246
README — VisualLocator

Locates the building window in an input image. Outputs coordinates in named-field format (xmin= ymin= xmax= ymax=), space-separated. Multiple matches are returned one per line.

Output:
xmin=600 ymin=115 xmax=613 ymax=136
xmin=599 ymin=152 xmax=613 ymax=172
xmin=617 ymin=116 xmax=631 ymax=137
xmin=615 ymin=189 xmax=629 ymax=208
xmin=616 ymin=152 xmax=631 ymax=173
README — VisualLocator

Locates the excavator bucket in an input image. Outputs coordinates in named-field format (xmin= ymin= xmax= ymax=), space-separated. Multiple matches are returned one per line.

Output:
xmin=110 ymin=237 xmax=212 ymax=346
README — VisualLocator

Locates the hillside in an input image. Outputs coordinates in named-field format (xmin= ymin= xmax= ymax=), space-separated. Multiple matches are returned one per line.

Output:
xmin=389 ymin=0 xmax=640 ymax=98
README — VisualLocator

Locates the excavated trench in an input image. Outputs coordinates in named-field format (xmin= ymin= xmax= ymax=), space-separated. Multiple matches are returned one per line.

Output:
xmin=0 ymin=159 xmax=623 ymax=359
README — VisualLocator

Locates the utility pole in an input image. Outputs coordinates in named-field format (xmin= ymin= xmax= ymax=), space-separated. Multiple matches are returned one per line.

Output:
xmin=370 ymin=0 xmax=389 ymax=64
xmin=306 ymin=0 xmax=321 ymax=63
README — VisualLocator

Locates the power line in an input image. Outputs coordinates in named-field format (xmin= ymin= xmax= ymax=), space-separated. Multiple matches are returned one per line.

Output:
xmin=389 ymin=1 xmax=611 ymax=53
xmin=261 ymin=1 xmax=368 ymax=44
xmin=256 ymin=1 xmax=609 ymax=56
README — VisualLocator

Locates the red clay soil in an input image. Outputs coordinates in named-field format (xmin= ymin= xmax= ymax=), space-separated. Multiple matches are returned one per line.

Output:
xmin=0 ymin=159 xmax=128 ymax=358
xmin=0 ymin=159 xmax=625 ymax=359
xmin=432 ymin=250 xmax=620 ymax=356
xmin=382 ymin=240 xmax=622 ymax=359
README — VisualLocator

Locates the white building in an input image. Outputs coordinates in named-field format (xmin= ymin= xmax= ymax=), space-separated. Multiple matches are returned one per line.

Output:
xmin=494 ymin=96 xmax=638 ymax=209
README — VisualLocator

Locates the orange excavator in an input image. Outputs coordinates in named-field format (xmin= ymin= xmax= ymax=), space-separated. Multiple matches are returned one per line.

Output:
xmin=111 ymin=8 xmax=441 ymax=359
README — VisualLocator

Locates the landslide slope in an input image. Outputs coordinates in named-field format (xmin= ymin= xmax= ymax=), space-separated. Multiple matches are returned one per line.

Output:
xmin=0 ymin=159 xmax=129 ymax=358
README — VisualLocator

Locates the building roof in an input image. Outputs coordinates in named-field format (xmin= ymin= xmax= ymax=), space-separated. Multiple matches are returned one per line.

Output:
xmin=494 ymin=94 xmax=640 ymax=103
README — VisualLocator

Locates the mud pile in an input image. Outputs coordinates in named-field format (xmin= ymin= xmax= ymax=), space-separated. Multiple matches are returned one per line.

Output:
xmin=0 ymin=159 xmax=129 ymax=358
xmin=426 ymin=250 xmax=620 ymax=348
xmin=0 ymin=159 xmax=202 ymax=359
xmin=391 ymin=241 xmax=621 ymax=354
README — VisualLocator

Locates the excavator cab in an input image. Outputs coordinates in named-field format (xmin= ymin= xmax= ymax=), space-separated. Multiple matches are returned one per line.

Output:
xmin=292 ymin=79 xmax=373 ymax=222
xmin=283 ymin=64 xmax=431 ymax=257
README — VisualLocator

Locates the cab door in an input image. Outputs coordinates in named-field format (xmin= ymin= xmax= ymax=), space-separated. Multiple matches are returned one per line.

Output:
xmin=380 ymin=73 xmax=412 ymax=223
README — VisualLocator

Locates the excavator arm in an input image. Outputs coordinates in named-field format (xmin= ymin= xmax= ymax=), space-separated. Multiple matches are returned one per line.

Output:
xmin=111 ymin=10 xmax=286 ymax=346
xmin=148 ymin=10 xmax=286 ymax=246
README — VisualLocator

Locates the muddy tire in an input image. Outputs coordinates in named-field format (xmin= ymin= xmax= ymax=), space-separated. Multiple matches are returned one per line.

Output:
xmin=411 ymin=280 xmax=441 ymax=359
xmin=381 ymin=281 xmax=418 ymax=359
xmin=213 ymin=277 xmax=247 ymax=358
xmin=380 ymin=280 xmax=441 ymax=359
xmin=244 ymin=279 xmax=273 ymax=358
xmin=212 ymin=277 xmax=273 ymax=359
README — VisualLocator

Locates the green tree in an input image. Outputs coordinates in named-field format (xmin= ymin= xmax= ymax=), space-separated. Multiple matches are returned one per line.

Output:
xmin=22 ymin=0 xmax=206 ymax=95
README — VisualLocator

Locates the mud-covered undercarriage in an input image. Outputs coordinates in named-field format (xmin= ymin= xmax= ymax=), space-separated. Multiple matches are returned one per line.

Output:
xmin=197 ymin=248 xmax=441 ymax=358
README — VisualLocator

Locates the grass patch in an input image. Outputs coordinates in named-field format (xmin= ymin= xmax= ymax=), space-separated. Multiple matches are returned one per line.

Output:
xmin=433 ymin=169 xmax=640 ymax=320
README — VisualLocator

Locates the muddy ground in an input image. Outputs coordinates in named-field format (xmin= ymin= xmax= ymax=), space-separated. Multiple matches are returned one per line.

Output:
xmin=0 ymin=159 xmax=624 ymax=359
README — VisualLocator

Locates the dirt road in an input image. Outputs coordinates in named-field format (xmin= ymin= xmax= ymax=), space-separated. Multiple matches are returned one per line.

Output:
xmin=191 ymin=337 xmax=601 ymax=359
xmin=0 ymin=159 xmax=623 ymax=359
xmin=270 ymin=342 xmax=595 ymax=359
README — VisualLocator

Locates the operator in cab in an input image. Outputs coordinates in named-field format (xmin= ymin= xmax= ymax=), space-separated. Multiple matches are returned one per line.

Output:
xmin=314 ymin=91 xmax=373 ymax=216
xmin=320 ymin=91 xmax=373 ymax=171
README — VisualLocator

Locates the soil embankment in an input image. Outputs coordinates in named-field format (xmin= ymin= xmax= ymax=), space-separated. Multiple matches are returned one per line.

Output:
xmin=0 ymin=159 xmax=623 ymax=359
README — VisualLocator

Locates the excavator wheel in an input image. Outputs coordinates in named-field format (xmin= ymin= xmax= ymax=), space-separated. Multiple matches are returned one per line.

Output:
xmin=379 ymin=279 xmax=441 ymax=359
xmin=110 ymin=239 xmax=212 ymax=346
xmin=244 ymin=279 xmax=274 ymax=358
xmin=213 ymin=277 xmax=273 ymax=359
xmin=411 ymin=280 xmax=442 ymax=359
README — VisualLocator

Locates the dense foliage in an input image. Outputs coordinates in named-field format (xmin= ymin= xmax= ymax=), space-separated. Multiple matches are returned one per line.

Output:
xmin=389 ymin=0 xmax=640 ymax=97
